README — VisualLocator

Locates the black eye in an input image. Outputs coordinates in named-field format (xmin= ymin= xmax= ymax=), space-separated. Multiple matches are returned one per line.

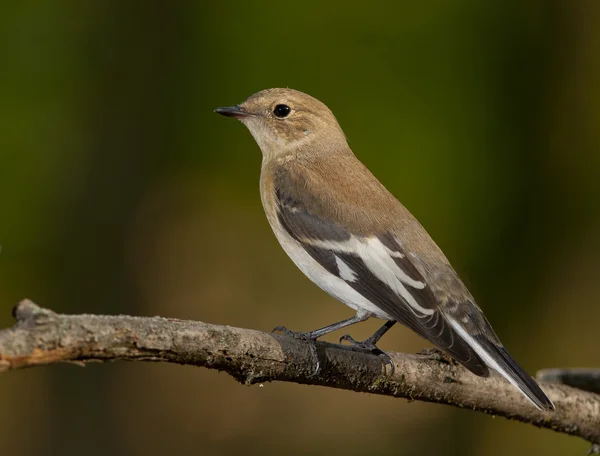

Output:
xmin=273 ymin=104 xmax=291 ymax=118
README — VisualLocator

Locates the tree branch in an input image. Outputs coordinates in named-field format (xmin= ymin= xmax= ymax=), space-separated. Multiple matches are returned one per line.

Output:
xmin=1 ymin=300 xmax=599 ymax=446
xmin=537 ymin=368 xmax=600 ymax=395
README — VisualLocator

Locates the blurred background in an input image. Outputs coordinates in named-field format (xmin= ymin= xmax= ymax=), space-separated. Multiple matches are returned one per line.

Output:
xmin=1 ymin=1 xmax=599 ymax=455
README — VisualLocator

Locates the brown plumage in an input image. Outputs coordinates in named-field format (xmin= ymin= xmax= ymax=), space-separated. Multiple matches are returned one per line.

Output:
xmin=215 ymin=88 xmax=554 ymax=411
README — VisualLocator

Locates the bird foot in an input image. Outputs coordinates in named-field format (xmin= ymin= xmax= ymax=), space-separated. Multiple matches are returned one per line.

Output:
xmin=339 ymin=334 xmax=395 ymax=376
xmin=272 ymin=326 xmax=320 ymax=376
xmin=419 ymin=347 xmax=455 ymax=365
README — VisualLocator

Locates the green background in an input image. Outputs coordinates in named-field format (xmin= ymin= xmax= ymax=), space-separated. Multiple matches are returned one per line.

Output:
xmin=1 ymin=1 xmax=599 ymax=455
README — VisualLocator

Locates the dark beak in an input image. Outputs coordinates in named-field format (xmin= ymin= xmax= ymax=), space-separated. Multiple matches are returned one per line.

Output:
xmin=214 ymin=105 xmax=251 ymax=119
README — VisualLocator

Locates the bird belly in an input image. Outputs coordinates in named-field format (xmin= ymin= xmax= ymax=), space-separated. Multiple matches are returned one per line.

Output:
xmin=271 ymin=223 xmax=394 ymax=321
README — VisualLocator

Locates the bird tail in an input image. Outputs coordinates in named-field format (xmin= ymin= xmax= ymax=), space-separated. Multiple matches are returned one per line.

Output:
xmin=481 ymin=341 xmax=555 ymax=411
xmin=447 ymin=319 xmax=554 ymax=411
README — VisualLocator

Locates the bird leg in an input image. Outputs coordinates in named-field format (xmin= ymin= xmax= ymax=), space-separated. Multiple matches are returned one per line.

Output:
xmin=339 ymin=320 xmax=397 ymax=375
xmin=272 ymin=313 xmax=371 ymax=376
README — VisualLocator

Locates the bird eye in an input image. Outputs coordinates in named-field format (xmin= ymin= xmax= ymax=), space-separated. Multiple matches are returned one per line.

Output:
xmin=273 ymin=104 xmax=291 ymax=118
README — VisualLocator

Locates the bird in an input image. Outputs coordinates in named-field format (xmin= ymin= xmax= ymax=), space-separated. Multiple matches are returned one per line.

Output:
xmin=214 ymin=88 xmax=554 ymax=411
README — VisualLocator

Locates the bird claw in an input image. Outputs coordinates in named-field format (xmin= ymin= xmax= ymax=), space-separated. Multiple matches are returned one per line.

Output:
xmin=272 ymin=325 xmax=302 ymax=338
xmin=339 ymin=334 xmax=395 ymax=376
xmin=339 ymin=333 xmax=360 ymax=345
xmin=272 ymin=326 xmax=320 ymax=377
xmin=419 ymin=347 xmax=455 ymax=365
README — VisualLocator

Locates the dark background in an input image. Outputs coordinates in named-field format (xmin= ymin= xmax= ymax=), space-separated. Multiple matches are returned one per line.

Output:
xmin=1 ymin=2 xmax=599 ymax=455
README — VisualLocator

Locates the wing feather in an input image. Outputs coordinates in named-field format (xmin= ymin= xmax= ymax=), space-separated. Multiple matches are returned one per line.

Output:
xmin=275 ymin=173 xmax=487 ymax=376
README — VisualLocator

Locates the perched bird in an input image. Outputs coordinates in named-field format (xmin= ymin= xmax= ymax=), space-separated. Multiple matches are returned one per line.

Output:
xmin=215 ymin=88 xmax=554 ymax=411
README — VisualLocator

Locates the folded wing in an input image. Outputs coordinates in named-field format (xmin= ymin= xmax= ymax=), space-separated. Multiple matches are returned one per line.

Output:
xmin=275 ymin=172 xmax=489 ymax=376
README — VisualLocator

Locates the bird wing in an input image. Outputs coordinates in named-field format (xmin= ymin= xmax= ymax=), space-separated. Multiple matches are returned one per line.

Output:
xmin=274 ymin=169 xmax=489 ymax=376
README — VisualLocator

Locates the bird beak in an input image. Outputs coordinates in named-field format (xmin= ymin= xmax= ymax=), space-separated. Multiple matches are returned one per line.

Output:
xmin=214 ymin=105 xmax=251 ymax=119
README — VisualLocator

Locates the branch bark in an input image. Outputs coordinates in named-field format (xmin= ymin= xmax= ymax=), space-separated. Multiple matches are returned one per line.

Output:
xmin=1 ymin=300 xmax=599 ymax=446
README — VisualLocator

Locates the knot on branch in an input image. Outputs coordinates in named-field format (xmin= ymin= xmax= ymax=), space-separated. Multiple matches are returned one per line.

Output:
xmin=12 ymin=299 xmax=58 ymax=329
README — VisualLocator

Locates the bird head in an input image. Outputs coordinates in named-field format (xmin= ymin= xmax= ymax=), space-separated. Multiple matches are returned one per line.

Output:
xmin=215 ymin=88 xmax=347 ymax=160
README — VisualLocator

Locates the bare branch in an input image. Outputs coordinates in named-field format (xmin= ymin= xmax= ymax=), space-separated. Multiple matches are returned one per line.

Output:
xmin=1 ymin=300 xmax=599 ymax=445
xmin=538 ymin=368 xmax=600 ymax=395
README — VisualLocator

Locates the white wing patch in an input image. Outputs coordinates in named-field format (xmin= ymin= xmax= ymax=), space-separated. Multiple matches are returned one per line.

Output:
xmin=334 ymin=255 xmax=358 ymax=282
xmin=305 ymin=235 xmax=433 ymax=317
xmin=272 ymin=224 xmax=394 ymax=320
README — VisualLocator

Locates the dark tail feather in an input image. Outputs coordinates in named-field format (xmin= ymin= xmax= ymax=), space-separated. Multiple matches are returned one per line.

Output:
xmin=478 ymin=337 xmax=555 ymax=411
